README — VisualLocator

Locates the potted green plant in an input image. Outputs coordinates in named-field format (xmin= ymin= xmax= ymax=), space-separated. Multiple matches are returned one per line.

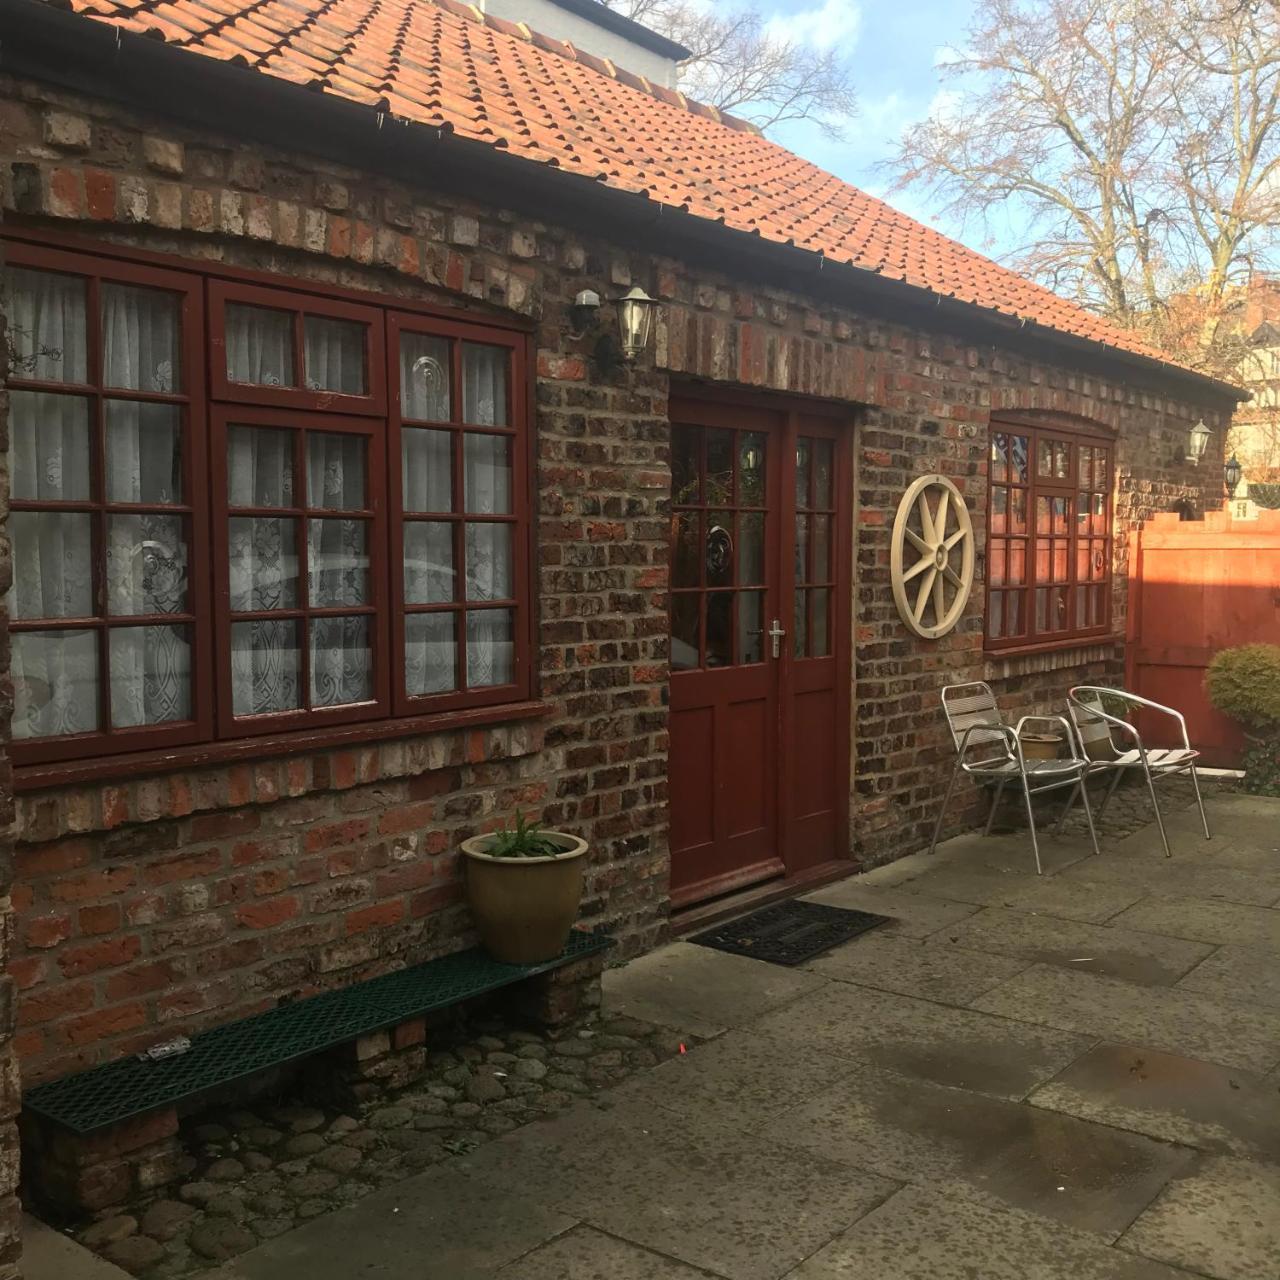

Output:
xmin=460 ymin=812 xmax=588 ymax=964
xmin=1205 ymin=644 xmax=1280 ymax=796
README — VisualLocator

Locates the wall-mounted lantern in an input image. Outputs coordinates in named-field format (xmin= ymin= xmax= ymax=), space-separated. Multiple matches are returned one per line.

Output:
xmin=617 ymin=286 xmax=660 ymax=362
xmin=1186 ymin=419 xmax=1212 ymax=465
xmin=1224 ymin=452 xmax=1243 ymax=498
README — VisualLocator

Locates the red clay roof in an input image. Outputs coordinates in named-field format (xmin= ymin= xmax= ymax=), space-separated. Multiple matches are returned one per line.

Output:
xmin=59 ymin=0 xmax=1202 ymax=373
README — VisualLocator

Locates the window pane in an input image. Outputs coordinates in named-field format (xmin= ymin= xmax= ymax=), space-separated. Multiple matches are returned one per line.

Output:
xmin=1010 ymin=488 xmax=1028 ymax=535
xmin=794 ymin=514 xmax=810 ymax=582
xmin=226 ymin=303 xmax=294 ymax=387
xmin=794 ymin=588 xmax=808 ymax=657
xmin=106 ymin=402 xmax=183 ymax=504
xmin=4 ymin=267 xmax=87 ymax=383
xmin=10 ymin=513 xmax=93 ymax=619
xmin=672 ymin=426 xmax=700 ymax=504
xmin=706 ymin=430 xmax=733 ymax=505
xmin=989 ymin=591 xmax=1005 ymax=639
xmin=706 ymin=591 xmax=732 ymax=667
xmin=1007 ymin=590 xmax=1024 ymax=636
xmin=1054 ymin=441 xmax=1070 ymax=478
xmin=232 ymin=619 xmax=299 ymax=715
xmin=12 ymin=629 xmax=98 ymax=738
xmin=673 ymin=511 xmax=701 ymax=588
xmin=670 ymin=594 xmax=699 ymax=670
xmin=1052 ymin=496 xmax=1069 ymax=534
xmin=1038 ymin=439 xmax=1053 ymax=477
xmin=813 ymin=514 xmax=831 ymax=581
xmin=465 ymin=523 xmax=512 ymax=601
xmin=989 ymin=541 xmax=1006 ymax=587
xmin=1078 ymin=446 xmax=1093 ymax=488
xmin=404 ymin=522 xmax=454 ymax=603
xmin=812 ymin=440 xmax=834 ymax=509
xmin=811 ymin=588 xmax=830 ymax=657
xmin=464 ymin=433 xmax=512 ymax=514
xmin=106 ymin=514 xmax=188 ymax=615
xmin=102 ymin=283 xmax=181 ymax=392
xmin=1092 ymin=493 xmax=1107 ymax=533
xmin=304 ymin=315 xmax=366 ymax=395
xmin=110 ymin=624 xmax=191 ymax=727
xmin=1009 ymin=542 xmax=1026 ymax=585
xmin=737 ymin=512 xmax=764 ymax=585
xmin=738 ymin=433 xmax=766 ymax=505
xmin=229 ymin=517 xmax=298 ymax=611
xmin=406 ymin=612 xmax=456 ymax=695
xmin=311 ymin=615 xmax=372 ymax=706
xmin=308 ymin=519 xmax=369 ymax=606
xmin=401 ymin=333 xmax=450 ymax=421
xmin=1091 ymin=539 xmax=1108 ymax=581
xmin=462 ymin=343 xmax=508 ymax=425
xmin=1010 ymin=435 xmax=1029 ymax=484
xmin=228 ymin=425 xmax=294 ymax=508
xmin=11 ymin=391 xmax=90 ymax=500
xmin=467 ymin=609 xmax=513 ymax=686
xmin=739 ymin=590 xmax=763 ymax=663
xmin=307 ymin=433 xmax=366 ymax=510
xmin=707 ymin=511 xmax=732 ymax=588
xmin=402 ymin=427 xmax=452 ymax=512
xmin=795 ymin=439 xmax=811 ymax=508
xmin=991 ymin=486 xmax=1008 ymax=535
xmin=991 ymin=433 xmax=1008 ymax=485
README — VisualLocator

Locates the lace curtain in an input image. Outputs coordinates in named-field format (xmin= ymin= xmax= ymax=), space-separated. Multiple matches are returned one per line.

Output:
xmin=7 ymin=270 xmax=190 ymax=738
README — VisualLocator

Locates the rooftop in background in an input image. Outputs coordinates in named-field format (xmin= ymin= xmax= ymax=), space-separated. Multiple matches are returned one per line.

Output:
xmin=44 ymin=0 xmax=1235 ymax=388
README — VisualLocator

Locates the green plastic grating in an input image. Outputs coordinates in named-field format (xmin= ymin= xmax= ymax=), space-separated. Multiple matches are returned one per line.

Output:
xmin=25 ymin=929 xmax=612 ymax=1135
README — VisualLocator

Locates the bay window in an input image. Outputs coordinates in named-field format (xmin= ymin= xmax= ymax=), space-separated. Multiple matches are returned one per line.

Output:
xmin=986 ymin=416 xmax=1114 ymax=651
xmin=2 ymin=237 xmax=532 ymax=770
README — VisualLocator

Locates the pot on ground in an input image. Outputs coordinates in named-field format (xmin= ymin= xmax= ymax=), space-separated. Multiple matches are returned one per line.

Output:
xmin=460 ymin=831 xmax=588 ymax=964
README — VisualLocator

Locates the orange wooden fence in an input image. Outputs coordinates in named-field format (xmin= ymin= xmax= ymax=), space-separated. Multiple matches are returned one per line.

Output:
xmin=1127 ymin=505 xmax=1280 ymax=767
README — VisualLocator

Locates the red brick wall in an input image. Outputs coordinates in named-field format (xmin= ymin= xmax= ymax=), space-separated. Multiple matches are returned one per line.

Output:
xmin=1 ymin=74 xmax=1231 ymax=1084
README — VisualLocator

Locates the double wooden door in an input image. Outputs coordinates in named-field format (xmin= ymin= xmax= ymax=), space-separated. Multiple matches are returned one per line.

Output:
xmin=667 ymin=392 xmax=851 ymax=908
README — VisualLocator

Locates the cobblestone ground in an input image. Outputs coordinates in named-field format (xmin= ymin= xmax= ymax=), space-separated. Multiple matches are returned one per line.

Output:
xmin=62 ymin=1013 xmax=691 ymax=1276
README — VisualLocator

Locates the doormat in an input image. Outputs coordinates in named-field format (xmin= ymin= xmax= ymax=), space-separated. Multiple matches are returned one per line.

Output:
xmin=689 ymin=899 xmax=892 ymax=967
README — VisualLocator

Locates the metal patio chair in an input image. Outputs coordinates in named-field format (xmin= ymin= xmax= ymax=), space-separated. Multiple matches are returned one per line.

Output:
xmin=929 ymin=682 xmax=1100 ymax=874
xmin=1065 ymin=686 xmax=1210 ymax=858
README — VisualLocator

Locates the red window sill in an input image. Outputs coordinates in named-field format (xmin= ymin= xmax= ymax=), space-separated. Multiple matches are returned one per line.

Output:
xmin=983 ymin=632 xmax=1123 ymax=660
xmin=14 ymin=701 xmax=554 ymax=793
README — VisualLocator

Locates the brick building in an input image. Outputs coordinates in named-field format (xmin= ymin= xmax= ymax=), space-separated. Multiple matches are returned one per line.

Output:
xmin=0 ymin=0 xmax=1242 ymax=1250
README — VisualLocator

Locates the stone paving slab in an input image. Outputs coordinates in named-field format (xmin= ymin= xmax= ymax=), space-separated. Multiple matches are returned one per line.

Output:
xmin=1108 ymin=895 xmax=1280 ymax=950
xmin=608 ymin=1028 xmax=860 ymax=1127
xmin=748 ymin=981 xmax=1094 ymax=1099
xmin=758 ymin=1061 xmax=1192 ymax=1237
xmin=799 ymin=881 xmax=979 ymax=937
xmin=904 ymin=867 xmax=1147 ymax=924
xmin=458 ymin=1098 xmax=897 ymax=1280
xmin=1118 ymin=1155 xmax=1280 ymax=1280
xmin=787 ymin=1184 xmax=1198 ymax=1280
xmin=807 ymin=931 xmax=1030 ymax=1004
xmin=207 ymin=1167 xmax=575 ymax=1280
xmin=495 ymin=1226 xmax=719 ymax=1279
xmin=972 ymin=964 xmax=1280 ymax=1074
xmin=1029 ymin=1043 xmax=1280 ymax=1162
xmin=23 ymin=1216 xmax=130 ymax=1280
xmin=601 ymin=942 xmax=825 ymax=1038
xmin=1175 ymin=943 xmax=1280 ymax=1010
xmin=1057 ymin=857 xmax=1280 ymax=909
xmin=936 ymin=906 xmax=1214 ymax=986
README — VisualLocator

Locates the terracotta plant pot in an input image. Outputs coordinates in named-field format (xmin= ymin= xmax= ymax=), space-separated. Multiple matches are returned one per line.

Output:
xmin=460 ymin=831 xmax=588 ymax=965
xmin=1020 ymin=732 xmax=1063 ymax=761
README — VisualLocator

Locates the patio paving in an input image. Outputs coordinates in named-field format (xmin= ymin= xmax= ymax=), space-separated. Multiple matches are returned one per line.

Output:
xmin=150 ymin=789 xmax=1278 ymax=1280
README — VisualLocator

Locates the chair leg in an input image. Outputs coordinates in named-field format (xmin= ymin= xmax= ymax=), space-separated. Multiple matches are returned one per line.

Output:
xmin=1019 ymin=773 xmax=1044 ymax=876
xmin=984 ymin=779 xmax=1008 ymax=836
xmin=1076 ymin=770 xmax=1101 ymax=858
xmin=1140 ymin=757 xmax=1172 ymax=858
xmin=929 ymin=758 xmax=963 ymax=855
xmin=1097 ymin=767 xmax=1124 ymax=821
xmin=1189 ymin=761 xmax=1211 ymax=840
xmin=1054 ymin=779 xmax=1081 ymax=836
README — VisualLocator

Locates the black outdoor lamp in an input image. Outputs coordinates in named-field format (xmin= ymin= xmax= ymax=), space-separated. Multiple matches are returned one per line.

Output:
xmin=1224 ymin=453 xmax=1243 ymax=498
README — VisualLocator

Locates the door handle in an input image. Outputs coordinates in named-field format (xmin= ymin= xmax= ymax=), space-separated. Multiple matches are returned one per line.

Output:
xmin=766 ymin=618 xmax=786 ymax=659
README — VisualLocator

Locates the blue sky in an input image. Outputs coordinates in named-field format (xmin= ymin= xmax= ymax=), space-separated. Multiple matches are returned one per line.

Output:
xmin=754 ymin=0 xmax=977 ymax=237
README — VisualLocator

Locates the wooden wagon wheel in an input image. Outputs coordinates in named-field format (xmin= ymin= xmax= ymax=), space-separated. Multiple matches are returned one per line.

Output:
xmin=890 ymin=474 xmax=975 ymax=639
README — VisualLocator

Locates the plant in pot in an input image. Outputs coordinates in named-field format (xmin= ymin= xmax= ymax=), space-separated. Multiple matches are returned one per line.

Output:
xmin=1205 ymin=643 xmax=1280 ymax=797
xmin=461 ymin=812 xmax=589 ymax=964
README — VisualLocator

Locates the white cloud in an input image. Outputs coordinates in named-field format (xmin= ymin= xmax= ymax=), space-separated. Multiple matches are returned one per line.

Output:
xmin=764 ymin=0 xmax=862 ymax=52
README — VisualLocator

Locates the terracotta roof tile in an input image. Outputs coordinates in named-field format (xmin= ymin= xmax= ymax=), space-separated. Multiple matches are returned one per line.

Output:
xmin=53 ymin=0 xmax=1201 ymax=370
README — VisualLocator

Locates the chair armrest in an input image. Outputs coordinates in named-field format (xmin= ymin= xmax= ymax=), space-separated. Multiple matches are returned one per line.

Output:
xmin=955 ymin=722 xmax=1017 ymax=764
xmin=1070 ymin=686 xmax=1190 ymax=752
xmin=1014 ymin=714 xmax=1088 ymax=766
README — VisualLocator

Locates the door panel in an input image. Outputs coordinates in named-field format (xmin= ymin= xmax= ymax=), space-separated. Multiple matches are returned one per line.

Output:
xmin=668 ymin=394 xmax=851 ymax=907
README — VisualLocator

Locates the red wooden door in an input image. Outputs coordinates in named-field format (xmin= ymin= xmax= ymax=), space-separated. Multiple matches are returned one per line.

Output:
xmin=668 ymin=393 xmax=851 ymax=908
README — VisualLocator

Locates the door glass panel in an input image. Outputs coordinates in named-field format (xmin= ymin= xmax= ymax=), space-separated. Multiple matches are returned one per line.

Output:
xmin=706 ymin=592 xmax=732 ymax=667
xmin=706 ymin=430 xmax=733 ymax=505
xmin=811 ymin=588 xmax=830 ymax=657
xmin=706 ymin=511 xmax=732 ymax=588
xmin=738 ymin=591 xmax=763 ymax=664
xmin=795 ymin=439 xmax=811 ymax=507
xmin=794 ymin=515 xmax=810 ymax=580
xmin=812 ymin=440 xmax=833 ymax=508
xmin=794 ymin=588 xmax=808 ymax=658
xmin=672 ymin=426 xmax=700 ymax=504
xmin=738 ymin=433 xmax=765 ymax=505
xmin=670 ymin=594 xmax=699 ymax=670
xmin=813 ymin=515 xmax=831 ymax=581
xmin=673 ymin=511 xmax=701 ymax=588
xmin=737 ymin=512 xmax=764 ymax=585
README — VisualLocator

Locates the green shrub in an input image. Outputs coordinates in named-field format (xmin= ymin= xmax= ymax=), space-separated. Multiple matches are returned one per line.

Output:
xmin=1205 ymin=645 xmax=1280 ymax=732
xmin=1240 ymin=739 xmax=1280 ymax=797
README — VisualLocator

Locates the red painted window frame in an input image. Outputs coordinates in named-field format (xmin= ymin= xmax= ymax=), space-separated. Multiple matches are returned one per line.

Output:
xmin=985 ymin=414 xmax=1115 ymax=653
xmin=4 ymin=240 xmax=214 ymax=765
xmin=2 ymin=231 xmax=536 ymax=774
